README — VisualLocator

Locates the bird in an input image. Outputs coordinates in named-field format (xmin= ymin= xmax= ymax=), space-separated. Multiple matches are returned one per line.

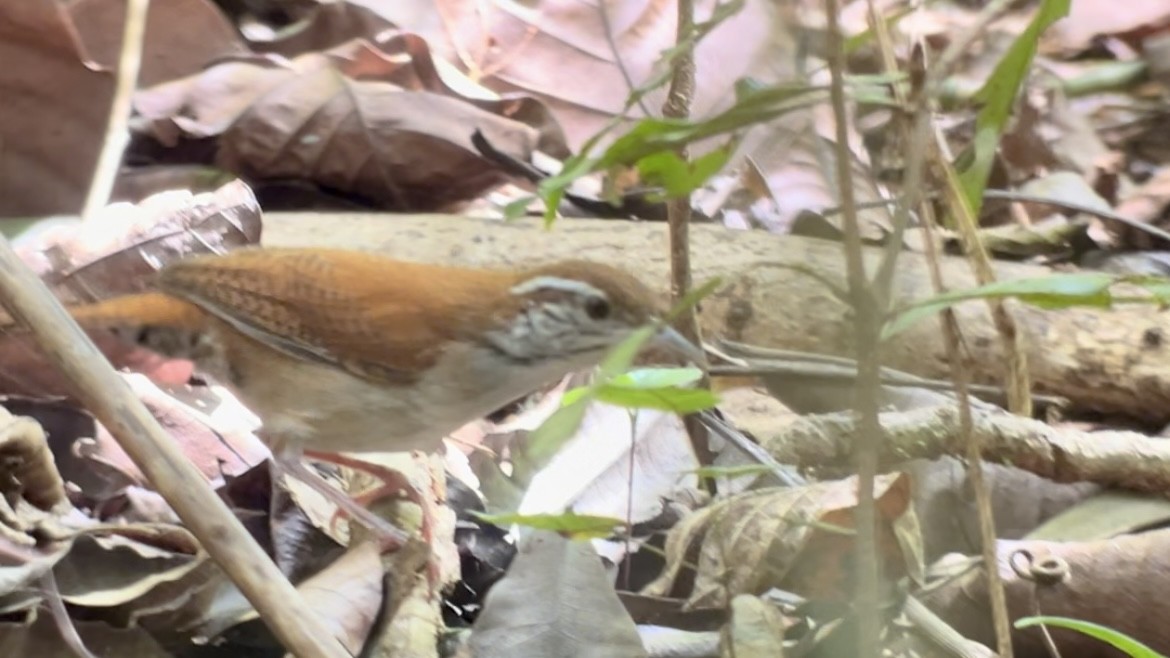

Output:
xmin=8 ymin=247 xmax=702 ymax=551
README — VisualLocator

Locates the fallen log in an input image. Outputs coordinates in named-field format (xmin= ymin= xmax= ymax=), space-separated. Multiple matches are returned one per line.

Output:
xmin=263 ymin=213 xmax=1170 ymax=425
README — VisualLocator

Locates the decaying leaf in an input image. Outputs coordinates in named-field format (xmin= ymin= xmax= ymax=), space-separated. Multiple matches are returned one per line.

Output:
xmin=0 ymin=408 xmax=67 ymax=516
xmin=53 ymin=531 xmax=203 ymax=609
xmin=16 ymin=180 xmax=262 ymax=303
xmin=719 ymin=594 xmax=790 ymax=658
xmin=643 ymin=473 xmax=923 ymax=609
xmin=133 ymin=37 xmax=551 ymax=210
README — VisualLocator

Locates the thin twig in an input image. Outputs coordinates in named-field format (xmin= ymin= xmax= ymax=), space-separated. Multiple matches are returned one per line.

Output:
xmin=824 ymin=0 xmax=882 ymax=654
xmin=81 ymin=0 xmax=148 ymax=219
xmin=916 ymin=197 xmax=1014 ymax=658
xmin=41 ymin=570 xmax=99 ymax=658
xmin=663 ymin=0 xmax=697 ymax=324
xmin=983 ymin=189 xmax=1170 ymax=244
xmin=598 ymin=0 xmax=654 ymax=117
xmin=936 ymin=132 xmax=1032 ymax=418
xmin=661 ymin=0 xmax=712 ymax=469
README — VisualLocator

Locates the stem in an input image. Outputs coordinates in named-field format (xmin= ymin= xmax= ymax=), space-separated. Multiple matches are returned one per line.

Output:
xmin=824 ymin=0 xmax=881 ymax=654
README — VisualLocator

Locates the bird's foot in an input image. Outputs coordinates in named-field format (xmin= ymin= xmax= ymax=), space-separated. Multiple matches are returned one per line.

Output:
xmin=298 ymin=450 xmax=442 ymax=595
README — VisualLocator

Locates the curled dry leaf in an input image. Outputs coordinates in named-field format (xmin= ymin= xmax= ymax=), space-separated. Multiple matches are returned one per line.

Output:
xmin=53 ymin=530 xmax=203 ymax=609
xmin=133 ymin=36 xmax=552 ymax=210
xmin=0 ymin=407 xmax=68 ymax=518
xmin=16 ymin=180 xmax=263 ymax=303
xmin=642 ymin=473 xmax=922 ymax=609
xmin=0 ymin=408 xmax=74 ymax=619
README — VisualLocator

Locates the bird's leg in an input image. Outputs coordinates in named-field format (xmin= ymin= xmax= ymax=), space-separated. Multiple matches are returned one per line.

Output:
xmin=300 ymin=450 xmax=443 ymax=594
xmin=262 ymin=438 xmax=445 ymax=594
xmin=269 ymin=450 xmax=412 ymax=550
xmin=301 ymin=449 xmax=436 ymax=547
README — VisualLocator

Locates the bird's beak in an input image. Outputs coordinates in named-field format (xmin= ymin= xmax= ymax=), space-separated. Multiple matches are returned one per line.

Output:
xmin=652 ymin=326 xmax=708 ymax=366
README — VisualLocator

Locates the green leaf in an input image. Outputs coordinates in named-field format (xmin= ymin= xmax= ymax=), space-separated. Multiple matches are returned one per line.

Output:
xmin=958 ymin=0 xmax=1071 ymax=213
xmin=537 ymin=153 xmax=598 ymax=224
xmin=1132 ymin=277 xmax=1170 ymax=305
xmin=635 ymin=145 xmax=734 ymax=198
xmin=595 ymin=85 xmax=824 ymax=170
xmin=595 ymin=384 xmax=719 ymax=413
xmin=667 ymin=276 xmax=724 ymax=324
xmin=882 ymin=272 xmax=1119 ymax=339
xmin=525 ymin=280 xmax=719 ymax=468
xmin=525 ymin=397 xmax=591 ymax=467
xmin=610 ymin=367 xmax=704 ymax=388
xmin=599 ymin=325 xmax=659 ymax=379
xmin=560 ymin=386 xmax=590 ymax=408
xmin=503 ymin=195 xmax=536 ymax=220
xmin=472 ymin=511 xmax=626 ymax=540
xmin=597 ymin=367 xmax=716 ymax=412
xmin=1015 ymin=617 xmax=1164 ymax=658
xmin=564 ymin=369 xmax=713 ymax=413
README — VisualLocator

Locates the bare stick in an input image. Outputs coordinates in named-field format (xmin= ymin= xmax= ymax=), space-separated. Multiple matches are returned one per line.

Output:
xmin=0 ymin=240 xmax=351 ymax=658
xmin=662 ymin=0 xmax=697 ymax=337
xmin=824 ymin=0 xmax=881 ymax=654
xmin=661 ymin=0 xmax=712 ymax=469
xmin=82 ymin=0 xmax=147 ymax=219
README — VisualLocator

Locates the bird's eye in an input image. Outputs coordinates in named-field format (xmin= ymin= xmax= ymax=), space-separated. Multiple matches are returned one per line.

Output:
xmin=584 ymin=296 xmax=611 ymax=320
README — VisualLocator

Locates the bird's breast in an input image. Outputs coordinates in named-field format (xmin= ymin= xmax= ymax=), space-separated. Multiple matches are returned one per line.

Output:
xmin=144 ymin=324 xmax=599 ymax=455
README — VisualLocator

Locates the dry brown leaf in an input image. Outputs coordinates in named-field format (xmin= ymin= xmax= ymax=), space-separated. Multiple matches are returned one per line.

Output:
xmin=0 ymin=408 xmax=66 ymax=514
xmin=53 ymin=531 xmax=203 ymax=608
xmin=923 ymin=529 xmax=1170 ymax=656
xmin=297 ymin=542 xmax=385 ymax=654
xmin=364 ymin=0 xmax=790 ymax=149
xmin=0 ymin=1 xmax=112 ymax=215
xmin=1045 ymin=0 xmax=1170 ymax=54
xmin=747 ymin=131 xmax=895 ymax=240
xmin=80 ymin=374 xmax=268 ymax=490
xmin=17 ymin=180 xmax=262 ymax=303
xmin=68 ymin=0 xmax=247 ymax=87
xmin=0 ymin=615 xmax=169 ymax=658
xmin=642 ymin=473 xmax=921 ymax=609
xmin=134 ymin=37 xmax=548 ymax=209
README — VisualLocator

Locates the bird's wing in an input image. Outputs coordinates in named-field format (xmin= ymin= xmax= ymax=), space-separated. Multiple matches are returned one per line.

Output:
xmin=157 ymin=248 xmax=515 ymax=383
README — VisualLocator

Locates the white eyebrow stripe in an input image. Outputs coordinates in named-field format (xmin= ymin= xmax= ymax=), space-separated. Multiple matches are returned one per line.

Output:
xmin=510 ymin=276 xmax=606 ymax=298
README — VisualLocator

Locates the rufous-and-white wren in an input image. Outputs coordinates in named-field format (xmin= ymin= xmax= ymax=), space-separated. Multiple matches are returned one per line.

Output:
xmin=22 ymin=247 xmax=697 ymax=544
